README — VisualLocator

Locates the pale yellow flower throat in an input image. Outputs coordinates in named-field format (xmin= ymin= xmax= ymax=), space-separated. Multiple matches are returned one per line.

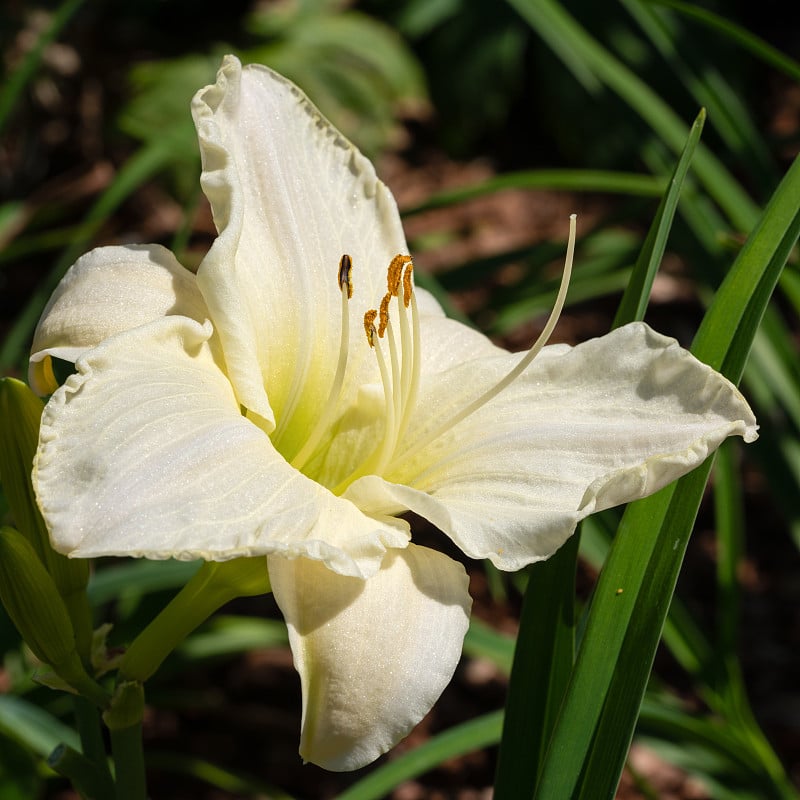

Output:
xmin=291 ymin=215 xmax=576 ymax=493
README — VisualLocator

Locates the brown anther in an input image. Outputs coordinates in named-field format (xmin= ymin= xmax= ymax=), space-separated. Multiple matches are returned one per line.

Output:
xmin=387 ymin=254 xmax=412 ymax=297
xmin=338 ymin=254 xmax=354 ymax=299
xmin=364 ymin=309 xmax=378 ymax=347
xmin=378 ymin=293 xmax=391 ymax=338
xmin=402 ymin=260 xmax=414 ymax=308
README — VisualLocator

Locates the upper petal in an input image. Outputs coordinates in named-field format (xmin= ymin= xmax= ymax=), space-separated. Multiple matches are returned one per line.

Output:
xmin=345 ymin=322 xmax=757 ymax=570
xmin=269 ymin=543 xmax=471 ymax=770
xmin=29 ymin=244 xmax=207 ymax=395
xmin=192 ymin=54 xmax=409 ymax=439
xmin=33 ymin=316 xmax=408 ymax=577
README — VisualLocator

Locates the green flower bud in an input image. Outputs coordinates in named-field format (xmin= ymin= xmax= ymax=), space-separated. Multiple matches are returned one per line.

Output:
xmin=0 ymin=378 xmax=89 ymax=597
xmin=0 ymin=527 xmax=108 ymax=707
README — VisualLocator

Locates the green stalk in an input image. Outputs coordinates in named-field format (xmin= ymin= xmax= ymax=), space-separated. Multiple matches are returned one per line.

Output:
xmin=109 ymin=722 xmax=147 ymax=800
xmin=73 ymin=695 xmax=112 ymax=776
xmin=120 ymin=558 xmax=270 ymax=682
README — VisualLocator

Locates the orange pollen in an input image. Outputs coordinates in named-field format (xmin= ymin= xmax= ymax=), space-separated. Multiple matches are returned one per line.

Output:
xmin=378 ymin=293 xmax=392 ymax=338
xmin=387 ymin=254 xmax=412 ymax=297
xmin=402 ymin=261 xmax=413 ymax=307
xmin=363 ymin=309 xmax=378 ymax=347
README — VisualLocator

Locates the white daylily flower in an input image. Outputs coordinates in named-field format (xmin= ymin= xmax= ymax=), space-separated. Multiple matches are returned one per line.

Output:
xmin=31 ymin=55 xmax=757 ymax=771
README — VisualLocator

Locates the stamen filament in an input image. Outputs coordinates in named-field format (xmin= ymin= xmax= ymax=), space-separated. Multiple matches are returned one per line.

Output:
xmin=388 ymin=214 xmax=576 ymax=472
xmin=332 ymin=325 xmax=396 ymax=492
xmin=290 ymin=256 xmax=353 ymax=471
xmin=385 ymin=319 xmax=403 ymax=436
xmin=396 ymin=276 xmax=421 ymax=444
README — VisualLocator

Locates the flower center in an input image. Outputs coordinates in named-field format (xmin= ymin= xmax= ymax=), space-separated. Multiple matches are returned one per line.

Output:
xmin=288 ymin=214 xmax=576 ymax=494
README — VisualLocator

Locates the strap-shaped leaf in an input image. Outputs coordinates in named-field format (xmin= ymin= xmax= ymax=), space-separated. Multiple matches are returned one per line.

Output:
xmin=535 ymin=152 xmax=800 ymax=799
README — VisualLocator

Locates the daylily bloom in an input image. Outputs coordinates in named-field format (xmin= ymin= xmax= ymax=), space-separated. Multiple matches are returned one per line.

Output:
xmin=30 ymin=55 xmax=756 ymax=771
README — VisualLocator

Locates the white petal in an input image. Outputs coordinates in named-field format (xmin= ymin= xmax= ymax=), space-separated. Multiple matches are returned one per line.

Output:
xmin=345 ymin=322 xmax=757 ymax=570
xmin=269 ymin=544 xmax=471 ymax=770
xmin=192 ymin=55 xmax=409 ymax=439
xmin=33 ymin=316 xmax=408 ymax=577
xmin=29 ymin=244 xmax=206 ymax=395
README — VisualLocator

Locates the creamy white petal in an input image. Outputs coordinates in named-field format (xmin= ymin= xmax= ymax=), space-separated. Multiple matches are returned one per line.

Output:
xmin=269 ymin=544 xmax=471 ymax=770
xmin=192 ymin=55 xmax=409 ymax=446
xmin=33 ymin=316 xmax=408 ymax=576
xmin=345 ymin=322 xmax=757 ymax=570
xmin=29 ymin=244 xmax=207 ymax=395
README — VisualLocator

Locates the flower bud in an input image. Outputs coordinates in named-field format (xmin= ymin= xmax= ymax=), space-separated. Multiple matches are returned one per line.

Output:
xmin=0 ymin=527 xmax=107 ymax=707
xmin=0 ymin=378 xmax=89 ymax=597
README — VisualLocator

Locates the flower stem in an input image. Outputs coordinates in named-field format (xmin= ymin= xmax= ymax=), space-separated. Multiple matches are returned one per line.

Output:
xmin=109 ymin=722 xmax=146 ymax=800
xmin=119 ymin=557 xmax=271 ymax=682
xmin=104 ymin=681 xmax=146 ymax=800
xmin=73 ymin=695 xmax=113 ymax=780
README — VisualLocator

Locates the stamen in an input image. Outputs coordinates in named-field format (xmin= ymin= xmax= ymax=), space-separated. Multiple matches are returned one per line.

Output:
xmin=338 ymin=253 xmax=353 ymax=299
xmin=364 ymin=309 xmax=378 ymax=347
xmin=402 ymin=263 xmax=413 ymax=308
xmin=378 ymin=293 xmax=391 ymax=338
xmin=388 ymin=214 xmax=577 ymax=472
xmin=396 ymin=286 xmax=421 ymax=443
xmin=387 ymin=254 xmax=411 ymax=297
xmin=331 ymin=254 xmax=422 ymax=494
xmin=290 ymin=255 xmax=354 ymax=471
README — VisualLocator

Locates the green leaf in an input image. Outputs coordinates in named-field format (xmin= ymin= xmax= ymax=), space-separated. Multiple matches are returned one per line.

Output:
xmin=402 ymin=170 xmax=664 ymax=216
xmin=337 ymin=711 xmax=503 ymax=800
xmin=505 ymin=0 xmax=760 ymax=232
xmin=534 ymin=152 xmax=800 ymax=800
xmin=494 ymin=534 xmax=578 ymax=798
xmin=648 ymin=0 xmax=800 ymax=83
xmin=175 ymin=615 xmax=288 ymax=662
xmin=612 ymin=108 xmax=705 ymax=327
xmin=88 ymin=559 xmax=202 ymax=607
xmin=0 ymin=695 xmax=79 ymax=757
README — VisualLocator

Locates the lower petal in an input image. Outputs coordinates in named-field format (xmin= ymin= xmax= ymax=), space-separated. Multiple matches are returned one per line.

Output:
xmin=269 ymin=543 xmax=471 ymax=771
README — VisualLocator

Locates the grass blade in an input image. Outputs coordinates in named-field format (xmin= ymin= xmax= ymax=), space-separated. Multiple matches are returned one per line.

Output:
xmin=494 ymin=533 xmax=579 ymax=798
xmin=648 ymin=0 xmax=800 ymax=83
xmin=337 ymin=711 xmax=503 ymax=800
xmin=401 ymin=170 xmax=664 ymax=216
xmin=613 ymin=107 xmax=705 ymax=328
xmin=505 ymin=0 xmax=760 ymax=231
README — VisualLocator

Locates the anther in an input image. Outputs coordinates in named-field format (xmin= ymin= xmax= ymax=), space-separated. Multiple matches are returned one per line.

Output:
xmin=364 ymin=309 xmax=378 ymax=347
xmin=387 ymin=254 xmax=409 ymax=297
xmin=402 ymin=261 xmax=413 ymax=307
xmin=378 ymin=293 xmax=391 ymax=338
xmin=338 ymin=254 xmax=354 ymax=298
